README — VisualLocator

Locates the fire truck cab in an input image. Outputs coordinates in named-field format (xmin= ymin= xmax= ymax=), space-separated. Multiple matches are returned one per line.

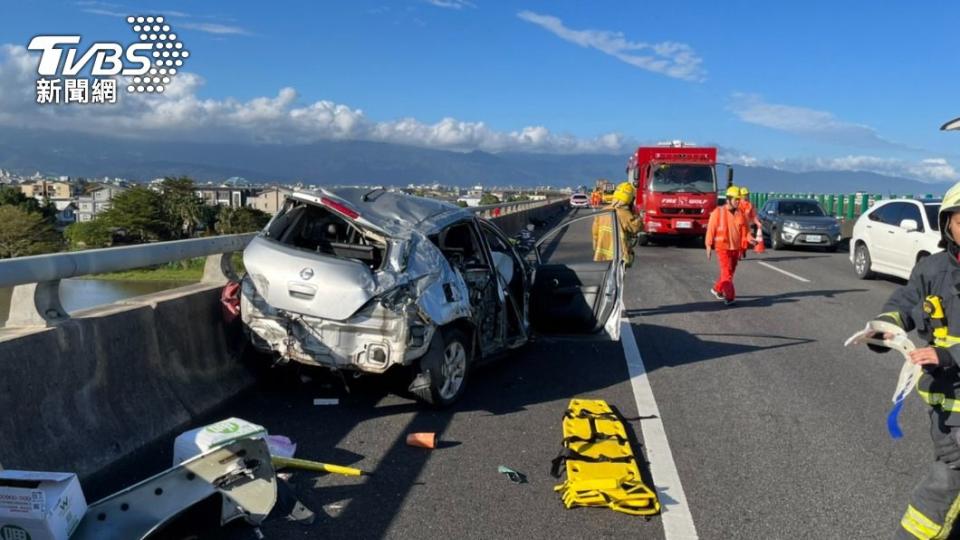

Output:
xmin=626 ymin=141 xmax=730 ymax=244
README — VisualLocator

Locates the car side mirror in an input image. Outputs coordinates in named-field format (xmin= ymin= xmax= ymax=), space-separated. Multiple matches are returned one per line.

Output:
xmin=899 ymin=219 xmax=919 ymax=232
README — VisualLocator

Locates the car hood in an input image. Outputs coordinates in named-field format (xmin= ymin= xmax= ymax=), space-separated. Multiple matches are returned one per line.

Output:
xmin=779 ymin=216 xmax=838 ymax=227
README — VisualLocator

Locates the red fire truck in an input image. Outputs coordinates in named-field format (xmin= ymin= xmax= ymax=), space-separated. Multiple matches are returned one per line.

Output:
xmin=625 ymin=141 xmax=732 ymax=244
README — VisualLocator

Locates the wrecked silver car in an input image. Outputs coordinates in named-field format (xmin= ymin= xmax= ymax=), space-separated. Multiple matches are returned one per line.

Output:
xmin=241 ymin=188 xmax=625 ymax=405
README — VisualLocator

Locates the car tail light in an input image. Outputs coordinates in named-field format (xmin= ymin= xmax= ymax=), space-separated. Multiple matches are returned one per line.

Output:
xmin=320 ymin=197 xmax=360 ymax=219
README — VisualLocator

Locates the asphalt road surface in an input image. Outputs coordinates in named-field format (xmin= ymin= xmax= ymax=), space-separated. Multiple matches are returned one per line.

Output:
xmin=91 ymin=225 xmax=933 ymax=539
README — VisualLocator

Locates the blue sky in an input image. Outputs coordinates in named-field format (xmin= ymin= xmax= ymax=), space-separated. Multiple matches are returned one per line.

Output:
xmin=1 ymin=0 xmax=959 ymax=180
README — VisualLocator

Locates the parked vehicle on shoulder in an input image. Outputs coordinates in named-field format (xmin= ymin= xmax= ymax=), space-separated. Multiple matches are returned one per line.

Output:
xmin=570 ymin=193 xmax=590 ymax=208
xmin=849 ymin=198 xmax=943 ymax=280
xmin=759 ymin=198 xmax=842 ymax=251
xmin=240 ymin=188 xmax=625 ymax=406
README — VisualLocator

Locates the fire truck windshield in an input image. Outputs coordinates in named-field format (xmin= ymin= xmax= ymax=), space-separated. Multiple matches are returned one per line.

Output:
xmin=649 ymin=164 xmax=716 ymax=194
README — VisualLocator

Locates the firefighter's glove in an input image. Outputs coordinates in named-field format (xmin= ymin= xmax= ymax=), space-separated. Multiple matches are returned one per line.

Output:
xmin=932 ymin=423 xmax=960 ymax=469
xmin=861 ymin=318 xmax=905 ymax=353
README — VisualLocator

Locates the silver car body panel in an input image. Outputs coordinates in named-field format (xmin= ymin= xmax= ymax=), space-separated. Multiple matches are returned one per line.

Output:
xmin=242 ymin=188 xmax=475 ymax=373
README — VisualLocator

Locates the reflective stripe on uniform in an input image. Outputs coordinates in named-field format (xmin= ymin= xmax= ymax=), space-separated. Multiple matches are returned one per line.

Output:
xmin=900 ymin=505 xmax=941 ymax=539
xmin=593 ymin=214 xmax=615 ymax=261
xmin=879 ymin=311 xmax=905 ymax=328
xmin=916 ymin=384 xmax=960 ymax=413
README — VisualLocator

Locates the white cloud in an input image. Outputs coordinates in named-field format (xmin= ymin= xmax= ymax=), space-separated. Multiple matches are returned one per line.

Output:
xmin=730 ymin=93 xmax=904 ymax=150
xmin=721 ymin=151 xmax=958 ymax=183
xmin=426 ymin=0 xmax=475 ymax=9
xmin=0 ymin=45 xmax=629 ymax=154
xmin=178 ymin=22 xmax=251 ymax=36
xmin=517 ymin=11 xmax=705 ymax=82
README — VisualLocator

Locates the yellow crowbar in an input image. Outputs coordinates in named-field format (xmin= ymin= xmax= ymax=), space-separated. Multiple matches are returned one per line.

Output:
xmin=271 ymin=456 xmax=364 ymax=477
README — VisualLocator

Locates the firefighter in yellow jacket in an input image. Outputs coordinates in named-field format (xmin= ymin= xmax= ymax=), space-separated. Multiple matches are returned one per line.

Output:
xmin=592 ymin=182 xmax=643 ymax=267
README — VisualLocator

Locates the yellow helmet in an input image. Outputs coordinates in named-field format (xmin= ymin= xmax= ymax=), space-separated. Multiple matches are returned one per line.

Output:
xmin=739 ymin=186 xmax=750 ymax=197
xmin=613 ymin=182 xmax=635 ymax=204
xmin=939 ymin=181 xmax=960 ymax=248
xmin=725 ymin=186 xmax=741 ymax=199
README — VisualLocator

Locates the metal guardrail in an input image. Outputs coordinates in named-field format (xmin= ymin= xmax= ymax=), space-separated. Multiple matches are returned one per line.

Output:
xmin=470 ymin=197 xmax=567 ymax=219
xmin=0 ymin=233 xmax=255 ymax=327
xmin=0 ymin=233 xmax=256 ymax=289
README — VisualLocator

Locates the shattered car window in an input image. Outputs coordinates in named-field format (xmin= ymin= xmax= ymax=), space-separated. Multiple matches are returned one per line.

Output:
xmin=266 ymin=199 xmax=387 ymax=270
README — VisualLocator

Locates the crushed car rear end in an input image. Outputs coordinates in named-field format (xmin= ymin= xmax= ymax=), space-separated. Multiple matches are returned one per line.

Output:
xmin=240 ymin=189 xmax=471 ymax=376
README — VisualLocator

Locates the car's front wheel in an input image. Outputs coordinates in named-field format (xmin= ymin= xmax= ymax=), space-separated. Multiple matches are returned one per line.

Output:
xmin=771 ymin=228 xmax=784 ymax=250
xmin=854 ymin=243 xmax=875 ymax=279
xmin=412 ymin=326 xmax=471 ymax=407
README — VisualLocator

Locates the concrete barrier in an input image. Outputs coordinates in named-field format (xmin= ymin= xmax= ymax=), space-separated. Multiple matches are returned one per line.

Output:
xmin=0 ymin=283 xmax=252 ymax=479
xmin=489 ymin=200 xmax=570 ymax=236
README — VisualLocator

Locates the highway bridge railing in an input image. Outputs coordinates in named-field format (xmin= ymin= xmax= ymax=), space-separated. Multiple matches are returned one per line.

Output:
xmin=748 ymin=192 xmax=940 ymax=222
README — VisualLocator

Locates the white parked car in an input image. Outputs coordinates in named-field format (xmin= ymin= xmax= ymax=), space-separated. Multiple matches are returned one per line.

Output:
xmin=570 ymin=193 xmax=590 ymax=208
xmin=850 ymin=198 xmax=943 ymax=280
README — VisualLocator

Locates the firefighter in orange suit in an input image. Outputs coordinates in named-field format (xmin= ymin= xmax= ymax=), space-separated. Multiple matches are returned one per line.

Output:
xmin=590 ymin=189 xmax=602 ymax=208
xmin=706 ymin=186 xmax=751 ymax=305
xmin=738 ymin=186 xmax=763 ymax=258
xmin=593 ymin=182 xmax=642 ymax=267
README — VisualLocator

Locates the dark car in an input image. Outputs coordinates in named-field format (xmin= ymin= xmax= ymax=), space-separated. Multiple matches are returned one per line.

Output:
xmin=759 ymin=199 xmax=842 ymax=251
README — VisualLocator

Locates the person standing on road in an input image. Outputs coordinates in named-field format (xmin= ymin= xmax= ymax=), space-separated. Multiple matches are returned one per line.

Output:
xmin=738 ymin=186 xmax=763 ymax=259
xmin=868 ymin=182 xmax=960 ymax=540
xmin=592 ymin=182 xmax=642 ymax=267
xmin=706 ymin=186 xmax=750 ymax=305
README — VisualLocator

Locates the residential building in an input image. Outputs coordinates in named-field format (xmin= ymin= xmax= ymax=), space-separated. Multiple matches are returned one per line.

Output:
xmin=20 ymin=180 xmax=76 ymax=200
xmin=54 ymin=202 xmax=77 ymax=230
xmin=194 ymin=187 xmax=253 ymax=208
xmin=77 ymin=185 xmax=127 ymax=222
xmin=247 ymin=187 xmax=295 ymax=215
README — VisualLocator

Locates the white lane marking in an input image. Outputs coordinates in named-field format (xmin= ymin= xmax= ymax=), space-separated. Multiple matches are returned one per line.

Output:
xmin=621 ymin=321 xmax=698 ymax=539
xmin=757 ymin=261 xmax=811 ymax=283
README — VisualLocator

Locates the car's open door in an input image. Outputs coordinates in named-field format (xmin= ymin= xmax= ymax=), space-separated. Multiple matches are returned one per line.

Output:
xmin=527 ymin=210 xmax=624 ymax=340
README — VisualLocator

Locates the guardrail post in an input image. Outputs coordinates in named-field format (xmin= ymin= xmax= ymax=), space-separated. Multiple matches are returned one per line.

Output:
xmin=846 ymin=195 xmax=855 ymax=220
xmin=860 ymin=193 xmax=869 ymax=216
xmin=5 ymin=281 xmax=67 ymax=327
xmin=202 ymin=253 xmax=240 ymax=284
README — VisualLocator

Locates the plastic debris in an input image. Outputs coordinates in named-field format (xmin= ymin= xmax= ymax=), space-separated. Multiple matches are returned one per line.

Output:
xmin=497 ymin=465 xmax=527 ymax=484
xmin=405 ymin=432 xmax=437 ymax=449
xmin=266 ymin=435 xmax=297 ymax=458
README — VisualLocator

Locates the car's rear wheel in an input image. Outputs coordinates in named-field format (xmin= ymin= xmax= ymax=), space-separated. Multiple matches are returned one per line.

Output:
xmin=413 ymin=327 xmax=471 ymax=407
xmin=854 ymin=243 xmax=875 ymax=279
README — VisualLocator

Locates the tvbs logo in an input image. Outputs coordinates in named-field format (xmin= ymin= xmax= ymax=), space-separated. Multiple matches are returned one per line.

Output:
xmin=28 ymin=15 xmax=189 ymax=104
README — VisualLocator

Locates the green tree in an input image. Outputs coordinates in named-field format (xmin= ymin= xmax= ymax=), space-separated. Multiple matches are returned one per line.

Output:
xmin=455 ymin=200 xmax=469 ymax=208
xmin=100 ymin=187 xmax=169 ymax=242
xmin=215 ymin=206 xmax=271 ymax=234
xmin=64 ymin=220 xmax=112 ymax=248
xmin=507 ymin=194 xmax=531 ymax=202
xmin=0 ymin=205 xmax=60 ymax=258
xmin=479 ymin=193 xmax=501 ymax=205
xmin=161 ymin=176 xmax=204 ymax=238
xmin=0 ymin=185 xmax=45 ymax=215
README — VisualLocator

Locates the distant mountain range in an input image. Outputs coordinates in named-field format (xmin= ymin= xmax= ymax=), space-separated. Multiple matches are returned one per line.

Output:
xmin=0 ymin=126 xmax=950 ymax=195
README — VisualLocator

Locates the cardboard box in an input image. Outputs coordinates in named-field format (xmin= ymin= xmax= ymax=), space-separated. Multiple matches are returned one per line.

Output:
xmin=173 ymin=417 xmax=267 ymax=465
xmin=0 ymin=471 xmax=87 ymax=540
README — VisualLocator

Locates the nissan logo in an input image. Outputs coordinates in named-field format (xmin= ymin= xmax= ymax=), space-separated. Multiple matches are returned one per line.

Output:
xmin=299 ymin=268 xmax=314 ymax=280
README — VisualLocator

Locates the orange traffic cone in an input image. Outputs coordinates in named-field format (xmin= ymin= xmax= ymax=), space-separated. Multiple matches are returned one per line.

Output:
xmin=406 ymin=432 xmax=437 ymax=449
xmin=754 ymin=232 xmax=765 ymax=253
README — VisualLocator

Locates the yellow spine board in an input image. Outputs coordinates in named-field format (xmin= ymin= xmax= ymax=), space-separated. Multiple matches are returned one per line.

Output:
xmin=552 ymin=398 xmax=660 ymax=516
